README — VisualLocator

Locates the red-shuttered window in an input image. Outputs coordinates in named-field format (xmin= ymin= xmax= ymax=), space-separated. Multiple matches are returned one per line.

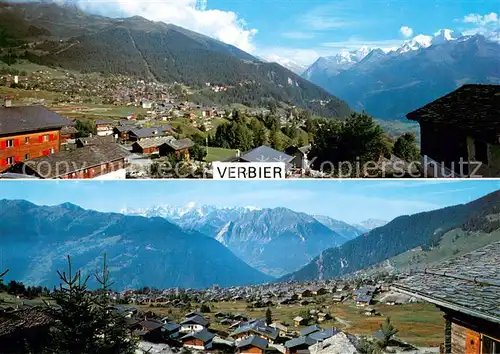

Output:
xmin=38 ymin=136 xmax=44 ymax=143
xmin=42 ymin=149 xmax=50 ymax=156
xmin=14 ymin=139 xmax=20 ymax=147
xmin=50 ymin=134 xmax=55 ymax=141
xmin=14 ymin=156 xmax=20 ymax=162
xmin=0 ymin=158 xmax=7 ymax=167
xmin=0 ymin=141 xmax=6 ymax=150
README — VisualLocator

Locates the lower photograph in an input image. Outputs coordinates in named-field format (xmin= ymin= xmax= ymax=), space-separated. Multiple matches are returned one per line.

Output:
xmin=1 ymin=180 xmax=499 ymax=354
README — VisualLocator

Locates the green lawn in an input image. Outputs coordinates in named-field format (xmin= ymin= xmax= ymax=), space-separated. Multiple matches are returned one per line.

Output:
xmin=206 ymin=147 xmax=239 ymax=162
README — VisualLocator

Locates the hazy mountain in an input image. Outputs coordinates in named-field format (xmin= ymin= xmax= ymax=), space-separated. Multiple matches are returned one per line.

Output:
xmin=0 ymin=1 xmax=350 ymax=118
xmin=302 ymin=34 xmax=500 ymax=120
xmin=0 ymin=200 xmax=272 ymax=290
xmin=313 ymin=215 xmax=365 ymax=239
xmin=123 ymin=204 xmax=357 ymax=277
xmin=280 ymin=190 xmax=500 ymax=282
xmin=353 ymin=219 xmax=388 ymax=232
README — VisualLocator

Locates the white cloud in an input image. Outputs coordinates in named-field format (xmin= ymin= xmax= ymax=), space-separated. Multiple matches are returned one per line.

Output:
xmin=463 ymin=12 xmax=499 ymax=26
xmin=400 ymin=26 xmax=414 ymax=38
xmin=63 ymin=0 xmax=258 ymax=53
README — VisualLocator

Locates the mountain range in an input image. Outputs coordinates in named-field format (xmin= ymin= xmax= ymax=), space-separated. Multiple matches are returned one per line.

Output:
xmin=122 ymin=204 xmax=366 ymax=277
xmin=302 ymin=31 xmax=500 ymax=120
xmin=281 ymin=190 xmax=500 ymax=282
xmin=0 ymin=1 xmax=350 ymax=119
xmin=0 ymin=200 xmax=272 ymax=290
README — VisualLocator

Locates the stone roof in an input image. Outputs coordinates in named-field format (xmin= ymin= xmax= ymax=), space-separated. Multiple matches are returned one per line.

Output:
xmin=236 ymin=335 xmax=268 ymax=350
xmin=12 ymin=143 xmax=130 ymax=178
xmin=406 ymin=84 xmax=500 ymax=142
xmin=129 ymin=127 xmax=174 ymax=139
xmin=61 ymin=126 xmax=78 ymax=135
xmin=240 ymin=145 xmax=293 ymax=164
xmin=0 ymin=105 xmax=74 ymax=137
xmin=180 ymin=314 xmax=209 ymax=327
xmin=134 ymin=137 xmax=174 ymax=149
xmin=393 ymin=241 xmax=500 ymax=324
xmin=0 ymin=307 xmax=53 ymax=338
xmin=77 ymin=135 xmax=117 ymax=146
xmin=164 ymin=138 xmax=194 ymax=151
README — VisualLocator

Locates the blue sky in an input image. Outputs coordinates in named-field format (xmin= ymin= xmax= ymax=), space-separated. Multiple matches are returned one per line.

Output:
xmin=38 ymin=0 xmax=500 ymax=65
xmin=1 ymin=180 xmax=499 ymax=224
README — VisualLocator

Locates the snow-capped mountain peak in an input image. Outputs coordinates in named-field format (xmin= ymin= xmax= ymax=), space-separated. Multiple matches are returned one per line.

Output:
xmin=261 ymin=55 xmax=308 ymax=74
xmin=431 ymin=29 xmax=463 ymax=45
xmin=397 ymin=34 xmax=432 ymax=54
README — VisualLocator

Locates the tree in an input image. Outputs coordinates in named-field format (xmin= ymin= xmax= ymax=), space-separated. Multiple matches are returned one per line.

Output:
xmin=265 ymin=308 xmax=272 ymax=325
xmin=393 ymin=133 xmax=420 ymax=162
xmin=200 ymin=303 xmax=211 ymax=313
xmin=378 ymin=317 xmax=398 ymax=348
xmin=190 ymin=144 xmax=207 ymax=162
xmin=269 ymin=128 xmax=284 ymax=151
xmin=44 ymin=255 xmax=136 ymax=354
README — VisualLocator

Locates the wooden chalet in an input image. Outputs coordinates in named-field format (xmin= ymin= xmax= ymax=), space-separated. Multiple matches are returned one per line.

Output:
xmin=236 ymin=335 xmax=269 ymax=354
xmin=407 ymin=84 xmax=500 ymax=177
xmin=158 ymin=138 xmax=194 ymax=161
xmin=180 ymin=328 xmax=215 ymax=350
xmin=0 ymin=103 xmax=74 ymax=172
xmin=393 ymin=242 xmax=500 ymax=354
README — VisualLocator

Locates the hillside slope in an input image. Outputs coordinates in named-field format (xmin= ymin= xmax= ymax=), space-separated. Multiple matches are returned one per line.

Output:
xmin=0 ymin=2 xmax=350 ymax=118
xmin=0 ymin=200 xmax=272 ymax=290
xmin=281 ymin=190 xmax=500 ymax=281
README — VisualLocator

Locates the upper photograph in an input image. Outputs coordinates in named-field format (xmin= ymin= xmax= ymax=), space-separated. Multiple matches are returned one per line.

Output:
xmin=0 ymin=0 xmax=499 ymax=179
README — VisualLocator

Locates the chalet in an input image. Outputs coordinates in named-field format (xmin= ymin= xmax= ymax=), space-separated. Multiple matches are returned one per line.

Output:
xmin=95 ymin=119 xmax=114 ymax=136
xmin=158 ymin=138 xmax=194 ymax=161
xmin=285 ymin=144 xmax=311 ymax=170
xmin=269 ymin=322 xmax=287 ymax=337
xmin=180 ymin=314 xmax=209 ymax=333
xmin=141 ymin=99 xmax=153 ymax=109
xmin=113 ymin=125 xmax=132 ymax=140
xmin=393 ymin=242 xmax=500 ymax=354
xmin=180 ymin=328 xmax=215 ymax=350
xmin=184 ymin=112 xmax=195 ymax=119
xmin=0 ymin=103 xmax=74 ymax=172
xmin=131 ymin=137 xmax=172 ymax=155
xmin=331 ymin=294 xmax=345 ymax=303
xmin=60 ymin=125 xmax=78 ymax=145
xmin=293 ymin=316 xmax=306 ymax=327
xmin=162 ymin=321 xmax=181 ymax=339
xmin=355 ymin=295 xmax=372 ymax=307
xmin=8 ymin=143 xmax=130 ymax=179
xmin=406 ymin=84 xmax=500 ymax=177
xmin=0 ymin=307 xmax=53 ymax=352
xmin=310 ymin=287 xmax=328 ymax=296
xmin=230 ymin=322 xmax=279 ymax=344
xmin=127 ymin=127 xmax=175 ymax=142
xmin=135 ymin=320 xmax=164 ymax=342
xmin=236 ymin=336 xmax=269 ymax=354
xmin=228 ymin=146 xmax=294 ymax=170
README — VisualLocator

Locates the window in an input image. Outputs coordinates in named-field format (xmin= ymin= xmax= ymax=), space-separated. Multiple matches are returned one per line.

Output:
xmin=24 ymin=153 xmax=30 ymax=160
xmin=25 ymin=137 xmax=30 ymax=144
xmin=43 ymin=134 xmax=49 ymax=142
xmin=6 ymin=157 xmax=14 ymax=165
xmin=474 ymin=140 xmax=488 ymax=164
xmin=482 ymin=336 xmax=500 ymax=354
xmin=6 ymin=139 xmax=13 ymax=148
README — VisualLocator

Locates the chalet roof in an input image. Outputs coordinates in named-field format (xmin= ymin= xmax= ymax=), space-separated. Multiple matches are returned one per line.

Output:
xmin=236 ymin=335 xmax=268 ymax=350
xmin=95 ymin=119 xmax=114 ymax=125
xmin=0 ymin=307 xmax=53 ymax=338
xmin=240 ymin=145 xmax=293 ymax=164
xmin=129 ymin=127 xmax=173 ymax=139
xmin=140 ymin=320 xmax=163 ymax=331
xmin=406 ymin=84 xmax=500 ymax=142
xmin=77 ymin=135 xmax=116 ymax=146
xmin=134 ymin=136 xmax=174 ymax=149
xmin=163 ymin=321 xmax=180 ymax=332
xmin=180 ymin=328 xmax=215 ymax=342
xmin=164 ymin=138 xmax=194 ymax=151
xmin=0 ymin=105 xmax=74 ymax=137
xmin=180 ymin=314 xmax=209 ymax=327
xmin=230 ymin=322 xmax=278 ymax=340
xmin=285 ymin=336 xmax=317 ymax=349
xmin=300 ymin=325 xmax=322 ymax=337
xmin=392 ymin=241 xmax=500 ymax=324
xmin=12 ymin=143 xmax=130 ymax=178
xmin=308 ymin=328 xmax=339 ymax=341
xmin=61 ymin=126 xmax=78 ymax=135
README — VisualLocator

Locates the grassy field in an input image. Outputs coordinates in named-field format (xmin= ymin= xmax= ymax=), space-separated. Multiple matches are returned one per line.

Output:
xmin=0 ymin=60 xmax=68 ymax=78
xmin=0 ymin=87 xmax=65 ymax=103
xmin=137 ymin=298 xmax=443 ymax=347
xmin=206 ymin=147 xmax=239 ymax=162
xmin=0 ymin=292 xmax=48 ymax=307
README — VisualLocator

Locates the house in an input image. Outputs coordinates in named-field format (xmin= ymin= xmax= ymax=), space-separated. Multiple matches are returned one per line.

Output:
xmin=180 ymin=328 xmax=215 ymax=350
xmin=293 ymin=316 xmax=306 ymax=327
xmin=229 ymin=146 xmax=294 ymax=170
xmin=60 ymin=125 xmax=78 ymax=145
xmin=285 ymin=144 xmax=311 ymax=170
xmin=269 ymin=322 xmax=287 ymax=337
xmin=95 ymin=119 xmax=114 ymax=136
xmin=184 ymin=112 xmax=195 ymax=119
xmin=284 ymin=336 xmax=317 ymax=354
xmin=236 ymin=335 xmax=269 ymax=354
xmin=141 ymin=99 xmax=153 ymax=109
xmin=406 ymin=84 xmax=500 ymax=177
xmin=230 ymin=322 xmax=279 ymax=344
xmin=113 ymin=125 xmax=132 ymax=140
xmin=159 ymin=138 xmax=194 ymax=161
xmin=131 ymin=137 xmax=173 ymax=155
xmin=162 ymin=321 xmax=181 ymax=339
xmin=135 ymin=319 xmax=164 ymax=342
xmin=180 ymin=314 xmax=209 ymax=333
xmin=8 ymin=143 xmax=130 ymax=179
xmin=127 ymin=127 xmax=174 ymax=142
xmin=0 ymin=307 xmax=53 ymax=352
xmin=300 ymin=325 xmax=322 ymax=337
xmin=393 ymin=242 xmax=500 ymax=354
xmin=355 ymin=295 xmax=372 ymax=307
xmin=0 ymin=103 xmax=74 ymax=172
